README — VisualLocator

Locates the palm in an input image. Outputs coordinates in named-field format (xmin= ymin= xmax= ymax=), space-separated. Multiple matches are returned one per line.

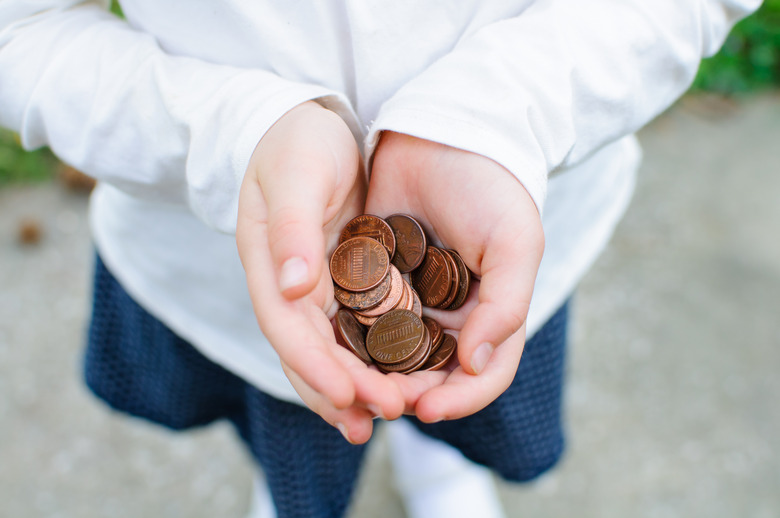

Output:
xmin=366 ymin=132 xmax=544 ymax=422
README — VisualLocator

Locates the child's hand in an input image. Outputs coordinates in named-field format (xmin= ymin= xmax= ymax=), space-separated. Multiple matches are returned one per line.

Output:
xmin=365 ymin=132 xmax=545 ymax=423
xmin=236 ymin=102 xmax=404 ymax=443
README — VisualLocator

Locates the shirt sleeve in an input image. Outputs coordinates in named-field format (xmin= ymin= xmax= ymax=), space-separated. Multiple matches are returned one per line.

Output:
xmin=365 ymin=0 xmax=762 ymax=215
xmin=0 ymin=0 xmax=349 ymax=233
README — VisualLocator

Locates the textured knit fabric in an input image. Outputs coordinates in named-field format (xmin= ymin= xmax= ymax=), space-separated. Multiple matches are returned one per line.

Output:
xmin=85 ymin=255 xmax=567 ymax=517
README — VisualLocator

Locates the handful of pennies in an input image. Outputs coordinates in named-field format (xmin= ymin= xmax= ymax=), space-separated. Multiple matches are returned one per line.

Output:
xmin=330 ymin=214 xmax=473 ymax=374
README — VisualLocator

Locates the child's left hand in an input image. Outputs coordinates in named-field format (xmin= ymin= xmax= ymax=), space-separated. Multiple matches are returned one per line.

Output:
xmin=365 ymin=132 xmax=545 ymax=423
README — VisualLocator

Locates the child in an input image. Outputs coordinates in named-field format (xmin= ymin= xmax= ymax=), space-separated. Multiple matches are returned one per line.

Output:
xmin=0 ymin=1 xmax=761 ymax=516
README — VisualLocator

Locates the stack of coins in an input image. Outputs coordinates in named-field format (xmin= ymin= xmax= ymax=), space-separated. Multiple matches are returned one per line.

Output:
xmin=330 ymin=214 xmax=472 ymax=373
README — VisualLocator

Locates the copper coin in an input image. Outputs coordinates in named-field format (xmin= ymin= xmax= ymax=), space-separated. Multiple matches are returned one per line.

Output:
xmin=334 ymin=268 xmax=392 ymax=311
xmin=352 ymin=310 xmax=379 ymax=327
xmin=354 ymin=265 xmax=404 ymax=317
xmin=377 ymin=326 xmax=432 ymax=374
xmin=437 ymin=249 xmax=461 ymax=309
xmin=444 ymin=250 xmax=471 ymax=311
xmin=336 ymin=309 xmax=372 ymax=365
xmin=401 ymin=280 xmax=415 ymax=312
xmin=402 ymin=327 xmax=434 ymax=373
xmin=366 ymin=309 xmax=425 ymax=365
xmin=411 ymin=246 xmax=452 ymax=308
xmin=330 ymin=237 xmax=390 ymax=292
xmin=420 ymin=333 xmax=457 ymax=371
xmin=386 ymin=214 xmax=427 ymax=273
xmin=422 ymin=317 xmax=443 ymax=354
xmin=339 ymin=214 xmax=396 ymax=257
xmin=410 ymin=288 xmax=423 ymax=318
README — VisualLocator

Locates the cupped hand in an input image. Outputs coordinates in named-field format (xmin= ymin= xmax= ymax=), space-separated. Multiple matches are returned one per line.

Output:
xmin=366 ymin=132 xmax=545 ymax=423
xmin=236 ymin=102 xmax=404 ymax=443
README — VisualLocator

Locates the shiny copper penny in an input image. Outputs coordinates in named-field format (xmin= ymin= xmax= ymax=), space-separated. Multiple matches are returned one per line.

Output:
xmin=330 ymin=237 xmax=389 ymax=292
xmin=422 ymin=317 xmax=443 ymax=354
xmin=334 ymin=268 xmax=391 ymax=311
xmin=355 ymin=265 xmax=403 ymax=318
xmin=437 ymin=249 xmax=461 ymax=309
xmin=352 ymin=310 xmax=379 ymax=327
xmin=386 ymin=214 xmax=427 ymax=273
xmin=339 ymin=214 xmax=396 ymax=257
xmin=420 ymin=333 xmax=457 ymax=371
xmin=377 ymin=326 xmax=432 ymax=374
xmin=401 ymin=280 xmax=415 ymax=312
xmin=366 ymin=309 xmax=425 ymax=365
xmin=411 ymin=246 xmax=452 ymax=308
xmin=336 ymin=309 xmax=372 ymax=365
xmin=445 ymin=250 xmax=471 ymax=311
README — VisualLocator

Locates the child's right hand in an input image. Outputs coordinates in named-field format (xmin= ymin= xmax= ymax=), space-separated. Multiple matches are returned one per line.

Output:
xmin=236 ymin=102 xmax=404 ymax=443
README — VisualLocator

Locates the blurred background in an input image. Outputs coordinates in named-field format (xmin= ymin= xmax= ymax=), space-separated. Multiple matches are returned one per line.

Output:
xmin=1 ymin=3 xmax=779 ymax=518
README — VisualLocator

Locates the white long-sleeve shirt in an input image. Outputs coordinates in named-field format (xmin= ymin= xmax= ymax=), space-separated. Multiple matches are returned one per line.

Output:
xmin=0 ymin=0 xmax=760 ymax=404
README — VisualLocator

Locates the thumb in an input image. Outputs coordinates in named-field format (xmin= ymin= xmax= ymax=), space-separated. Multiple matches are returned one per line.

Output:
xmin=260 ymin=158 xmax=333 ymax=300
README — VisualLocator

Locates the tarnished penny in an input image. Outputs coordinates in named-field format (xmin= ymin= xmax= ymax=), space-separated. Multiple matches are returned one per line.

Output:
xmin=339 ymin=214 xmax=396 ymax=257
xmin=334 ymin=268 xmax=391 ymax=311
xmin=421 ymin=333 xmax=457 ymax=371
xmin=366 ymin=310 xmax=425 ymax=365
xmin=355 ymin=265 xmax=403 ymax=317
xmin=422 ymin=317 xmax=443 ymax=353
xmin=377 ymin=327 xmax=431 ymax=374
xmin=445 ymin=250 xmax=471 ymax=311
xmin=438 ymin=249 xmax=461 ymax=309
xmin=386 ymin=214 xmax=427 ymax=273
xmin=330 ymin=237 xmax=389 ymax=292
xmin=336 ymin=309 xmax=372 ymax=365
xmin=411 ymin=246 xmax=452 ymax=308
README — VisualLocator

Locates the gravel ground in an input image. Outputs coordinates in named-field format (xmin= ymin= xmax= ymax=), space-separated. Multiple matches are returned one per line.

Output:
xmin=1 ymin=93 xmax=779 ymax=518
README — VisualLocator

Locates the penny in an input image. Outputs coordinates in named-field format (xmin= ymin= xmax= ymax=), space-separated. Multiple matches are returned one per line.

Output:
xmin=400 ymin=280 xmax=416 ymax=312
xmin=377 ymin=326 xmax=432 ymax=374
xmin=330 ymin=237 xmax=390 ymax=292
xmin=355 ymin=265 xmax=404 ymax=317
xmin=420 ymin=333 xmax=457 ymax=371
xmin=336 ymin=309 xmax=373 ymax=365
xmin=445 ymin=250 xmax=471 ymax=311
xmin=422 ymin=316 xmax=443 ymax=354
xmin=437 ymin=249 xmax=461 ymax=309
xmin=411 ymin=246 xmax=452 ymax=308
xmin=352 ymin=311 xmax=379 ymax=327
xmin=410 ymin=287 xmax=423 ymax=318
xmin=366 ymin=309 xmax=425 ymax=365
xmin=340 ymin=214 xmax=396 ymax=257
xmin=386 ymin=214 xmax=427 ymax=273
xmin=333 ymin=268 xmax=392 ymax=310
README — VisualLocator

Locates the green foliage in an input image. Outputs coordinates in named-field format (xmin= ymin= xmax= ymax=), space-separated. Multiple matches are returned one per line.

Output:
xmin=692 ymin=1 xmax=780 ymax=93
xmin=110 ymin=0 xmax=124 ymax=17
xmin=0 ymin=130 xmax=57 ymax=185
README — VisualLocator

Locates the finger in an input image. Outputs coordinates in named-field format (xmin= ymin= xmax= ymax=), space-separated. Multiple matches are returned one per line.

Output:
xmin=457 ymin=215 xmax=543 ymax=375
xmin=414 ymin=326 xmax=526 ymax=423
xmin=253 ymin=105 xmax=361 ymax=300
xmin=258 ymin=149 xmax=336 ymax=300
xmin=281 ymin=360 xmax=375 ymax=444
xmin=330 ymin=344 xmax=406 ymax=421
xmin=236 ymin=180 xmax=355 ymax=409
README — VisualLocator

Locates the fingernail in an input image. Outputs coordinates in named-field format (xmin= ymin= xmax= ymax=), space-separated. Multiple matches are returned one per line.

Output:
xmin=335 ymin=422 xmax=353 ymax=443
xmin=471 ymin=342 xmax=494 ymax=374
xmin=367 ymin=404 xmax=385 ymax=420
xmin=279 ymin=257 xmax=308 ymax=292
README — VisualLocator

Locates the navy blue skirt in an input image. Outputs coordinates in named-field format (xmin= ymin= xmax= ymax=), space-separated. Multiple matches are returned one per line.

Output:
xmin=85 ymin=255 xmax=568 ymax=518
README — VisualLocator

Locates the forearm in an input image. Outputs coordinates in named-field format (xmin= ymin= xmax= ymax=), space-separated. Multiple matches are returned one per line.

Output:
xmin=366 ymin=0 xmax=762 ymax=214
